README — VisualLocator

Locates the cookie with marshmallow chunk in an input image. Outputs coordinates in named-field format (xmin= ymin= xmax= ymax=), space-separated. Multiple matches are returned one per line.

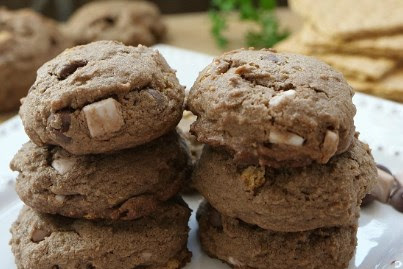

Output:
xmin=187 ymin=48 xmax=356 ymax=167
xmin=10 ymin=131 xmax=191 ymax=220
xmin=192 ymin=138 xmax=377 ymax=232
xmin=20 ymin=40 xmax=185 ymax=154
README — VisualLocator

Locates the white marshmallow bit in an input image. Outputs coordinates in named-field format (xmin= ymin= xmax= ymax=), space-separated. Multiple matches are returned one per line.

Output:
xmin=269 ymin=129 xmax=304 ymax=146
xmin=321 ymin=130 xmax=339 ymax=161
xmin=269 ymin=90 xmax=296 ymax=107
xmin=141 ymin=252 xmax=152 ymax=259
xmin=55 ymin=194 xmax=66 ymax=202
xmin=31 ymin=229 xmax=49 ymax=242
xmin=52 ymin=158 xmax=75 ymax=175
xmin=228 ymin=257 xmax=244 ymax=266
xmin=83 ymin=98 xmax=124 ymax=138
xmin=323 ymin=130 xmax=339 ymax=148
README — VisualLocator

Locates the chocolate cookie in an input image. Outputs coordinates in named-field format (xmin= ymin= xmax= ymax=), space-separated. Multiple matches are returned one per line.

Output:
xmin=10 ymin=131 xmax=191 ymax=220
xmin=20 ymin=41 xmax=185 ymax=154
xmin=193 ymin=138 xmax=377 ymax=232
xmin=0 ymin=8 xmax=70 ymax=112
xmin=64 ymin=0 xmax=166 ymax=46
xmin=197 ymin=202 xmax=357 ymax=269
xmin=187 ymin=48 xmax=356 ymax=167
xmin=10 ymin=201 xmax=191 ymax=269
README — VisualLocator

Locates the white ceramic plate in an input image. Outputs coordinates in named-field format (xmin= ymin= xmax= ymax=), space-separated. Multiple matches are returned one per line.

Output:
xmin=1 ymin=45 xmax=403 ymax=269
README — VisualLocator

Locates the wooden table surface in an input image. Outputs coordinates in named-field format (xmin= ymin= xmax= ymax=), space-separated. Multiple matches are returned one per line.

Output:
xmin=163 ymin=9 xmax=300 ymax=56
xmin=0 ymin=9 xmax=299 ymax=123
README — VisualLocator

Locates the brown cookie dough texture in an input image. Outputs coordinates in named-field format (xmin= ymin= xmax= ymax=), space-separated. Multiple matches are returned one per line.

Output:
xmin=64 ymin=0 xmax=166 ymax=46
xmin=193 ymin=138 xmax=377 ymax=232
xmin=20 ymin=41 xmax=185 ymax=155
xmin=11 ymin=131 xmax=191 ymax=220
xmin=197 ymin=202 xmax=357 ymax=269
xmin=0 ymin=8 xmax=70 ymax=112
xmin=187 ymin=48 xmax=356 ymax=167
xmin=10 ymin=201 xmax=191 ymax=269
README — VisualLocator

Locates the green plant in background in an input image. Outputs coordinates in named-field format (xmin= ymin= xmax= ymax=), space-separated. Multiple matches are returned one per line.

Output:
xmin=210 ymin=0 xmax=288 ymax=49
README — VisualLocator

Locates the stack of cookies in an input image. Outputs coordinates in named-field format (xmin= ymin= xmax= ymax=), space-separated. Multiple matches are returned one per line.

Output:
xmin=9 ymin=41 xmax=192 ymax=269
xmin=187 ymin=48 xmax=378 ymax=269
xmin=275 ymin=0 xmax=403 ymax=103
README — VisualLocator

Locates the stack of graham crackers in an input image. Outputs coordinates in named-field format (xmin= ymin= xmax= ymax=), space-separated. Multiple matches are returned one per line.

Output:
xmin=275 ymin=0 xmax=403 ymax=102
xmin=188 ymin=48 xmax=378 ymax=269
xmin=9 ymin=41 xmax=192 ymax=269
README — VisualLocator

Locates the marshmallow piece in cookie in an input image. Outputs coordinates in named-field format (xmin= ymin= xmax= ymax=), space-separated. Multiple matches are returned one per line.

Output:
xmin=321 ymin=130 xmax=339 ymax=162
xmin=31 ymin=228 xmax=50 ymax=243
xmin=269 ymin=90 xmax=296 ymax=107
xmin=55 ymin=194 xmax=66 ymax=202
xmin=228 ymin=257 xmax=244 ymax=267
xmin=269 ymin=130 xmax=304 ymax=146
xmin=52 ymin=158 xmax=75 ymax=175
xmin=141 ymin=252 xmax=152 ymax=260
xmin=83 ymin=98 xmax=125 ymax=138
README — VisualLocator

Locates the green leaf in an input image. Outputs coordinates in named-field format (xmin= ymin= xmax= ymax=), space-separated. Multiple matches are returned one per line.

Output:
xmin=209 ymin=10 xmax=229 ymax=48
xmin=246 ymin=12 xmax=289 ymax=48
xmin=209 ymin=0 xmax=288 ymax=49
xmin=211 ymin=0 xmax=236 ymax=11
xmin=259 ymin=0 xmax=276 ymax=10
xmin=239 ymin=0 xmax=258 ymax=20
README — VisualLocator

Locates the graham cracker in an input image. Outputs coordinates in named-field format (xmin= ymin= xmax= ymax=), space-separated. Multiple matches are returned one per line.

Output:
xmin=319 ymin=54 xmax=396 ymax=81
xmin=347 ymin=69 xmax=403 ymax=102
xmin=289 ymin=0 xmax=403 ymax=40
xmin=275 ymin=36 xmax=397 ymax=81
xmin=274 ymin=34 xmax=311 ymax=54
xmin=299 ymin=25 xmax=403 ymax=58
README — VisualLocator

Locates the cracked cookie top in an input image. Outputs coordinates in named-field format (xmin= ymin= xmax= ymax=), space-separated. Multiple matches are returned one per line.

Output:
xmin=187 ymin=48 xmax=356 ymax=167
xmin=20 ymin=40 xmax=185 ymax=154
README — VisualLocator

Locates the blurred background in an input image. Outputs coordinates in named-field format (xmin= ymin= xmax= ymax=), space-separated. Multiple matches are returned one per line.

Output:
xmin=0 ymin=0 xmax=288 ymax=19
xmin=0 ymin=0 xmax=297 ymax=58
